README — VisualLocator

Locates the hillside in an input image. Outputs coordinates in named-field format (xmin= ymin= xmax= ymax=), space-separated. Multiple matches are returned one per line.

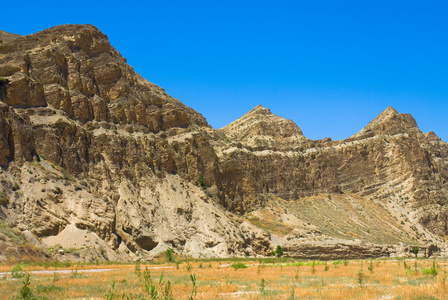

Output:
xmin=0 ymin=25 xmax=447 ymax=261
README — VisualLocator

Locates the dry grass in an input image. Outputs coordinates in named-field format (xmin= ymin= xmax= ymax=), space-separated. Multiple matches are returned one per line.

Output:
xmin=1 ymin=258 xmax=448 ymax=299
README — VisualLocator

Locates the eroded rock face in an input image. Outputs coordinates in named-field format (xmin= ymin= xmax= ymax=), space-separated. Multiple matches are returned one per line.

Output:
xmin=217 ymin=106 xmax=448 ymax=234
xmin=0 ymin=25 xmax=447 ymax=261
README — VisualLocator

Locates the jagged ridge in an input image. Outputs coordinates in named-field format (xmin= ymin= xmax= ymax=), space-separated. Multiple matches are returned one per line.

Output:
xmin=0 ymin=25 xmax=447 ymax=261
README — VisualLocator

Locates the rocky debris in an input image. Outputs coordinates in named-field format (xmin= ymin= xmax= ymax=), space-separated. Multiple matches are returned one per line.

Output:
xmin=0 ymin=25 xmax=447 ymax=261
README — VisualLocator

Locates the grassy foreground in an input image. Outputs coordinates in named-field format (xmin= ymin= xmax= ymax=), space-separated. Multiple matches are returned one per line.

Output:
xmin=1 ymin=258 xmax=448 ymax=299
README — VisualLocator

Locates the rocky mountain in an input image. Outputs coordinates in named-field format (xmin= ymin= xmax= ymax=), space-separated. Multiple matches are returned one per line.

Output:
xmin=0 ymin=25 xmax=447 ymax=262
xmin=0 ymin=30 xmax=20 ymax=44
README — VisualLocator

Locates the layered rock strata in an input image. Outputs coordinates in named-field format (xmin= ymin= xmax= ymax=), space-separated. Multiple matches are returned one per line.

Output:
xmin=0 ymin=25 xmax=447 ymax=261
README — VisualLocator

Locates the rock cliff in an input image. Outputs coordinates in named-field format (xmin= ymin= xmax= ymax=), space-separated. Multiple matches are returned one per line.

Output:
xmin=0 ymin=25 xmax=447 ymax=261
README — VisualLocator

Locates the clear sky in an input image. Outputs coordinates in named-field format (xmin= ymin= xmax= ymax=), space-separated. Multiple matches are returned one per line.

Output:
xmin=2 ymin=0 xmax=447 ymax=141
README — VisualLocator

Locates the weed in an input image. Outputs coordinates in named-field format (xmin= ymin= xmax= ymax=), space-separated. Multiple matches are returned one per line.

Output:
xmin=70 ymin=267 xmax=82 ymax=278
xmin=105 ymin=281 xmax=116 ymax=300
xmin=11 ymin=264 xmax=25 ymax=279
xmin=403 ymin=259 xmax=411 ymax=270
xmin=357 ymin=263 xmax=366 ymax=286
xmin=36 ymin=284 xmax=63 ymax=293
xmin=311 ymin=261 xmax=316 ymax=274
xmin=185 ymin=262 xmax=193 ymax=272
xmin=413 ymin=246 xmax=420 ymax=258
xmin=188 ymin=273 xmax=197 ymax=300
xmin=231 ymin=262 xmax=248 ymax=270
xmin=198 ymin=174 xmax=207 ymax=190
xmin=422 ymin=261 xmax=438 ymax=276
xmin=368 ymin=260 xmax=374 ymax=272
xmin=52 ymin=272 xmax=60 ymax=284
xmin=18 ymin=273 xmax=35 ymax=299
xmin=260 ymin=278 xmax=266 ymax=292
xmin=164 ymin=248 xmax=175 ymax=262
xmin=324 ymin=261 xmax=329 ymax=271
xmin=134 ymin=262 xmax=141 ymax=276
xmin=288 ymin=285 xmax=295 ymax=300
xmin=343 ymin=260 xmax=349 ymax=266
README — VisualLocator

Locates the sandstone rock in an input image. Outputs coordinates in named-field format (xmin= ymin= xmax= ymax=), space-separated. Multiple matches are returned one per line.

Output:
xmin=0 ymin=25 xmax=447 ymax=261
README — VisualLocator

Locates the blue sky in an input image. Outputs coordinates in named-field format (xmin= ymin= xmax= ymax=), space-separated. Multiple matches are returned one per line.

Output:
xmin=2 ymin=0 xmax=447 ymax=141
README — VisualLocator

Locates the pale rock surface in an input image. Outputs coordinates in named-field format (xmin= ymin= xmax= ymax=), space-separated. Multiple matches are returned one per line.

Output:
xmin=0 ymin=25 xmax=447 ymax=261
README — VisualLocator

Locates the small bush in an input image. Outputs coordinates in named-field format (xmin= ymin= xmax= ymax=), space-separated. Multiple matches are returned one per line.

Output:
xmin=413 ymin=246 xmax=420 ymax=258
xmin=357 ymin=265 xmax=365 ymax=286
xmin=271 ymin=245 xmax=284 ymax=257
xmin=422 ymin=261 xmax=438 ymax=276
xmin=198 ymin=174 xmax=207 ymax=190
xmin=11 ymin=264 xmax=25 ymax=279
xmin=231 ymin=262 xmax=248 ymax=270
xmin=19 ymin=273 xmax=36 ymax=299
xmin=164 ymin=248 xmax=175 ymax=262
xmin=260 ymin=278 xmax=266 ymax=292
xmin=368 ymin=260 xmax=374 ymax=272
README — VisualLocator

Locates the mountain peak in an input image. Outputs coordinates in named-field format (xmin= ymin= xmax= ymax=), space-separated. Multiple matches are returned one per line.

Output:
xmin=221 ymin=105 xmax=306 ymax=146
xmin=351 ymin=107 xmax=420 ymax=139
xmin=247 ymin=104 xmax=271 ymax=114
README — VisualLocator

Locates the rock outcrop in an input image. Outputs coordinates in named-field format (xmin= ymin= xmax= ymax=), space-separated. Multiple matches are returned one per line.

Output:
xmin=0 ymin=25 xmax=447 ymax=261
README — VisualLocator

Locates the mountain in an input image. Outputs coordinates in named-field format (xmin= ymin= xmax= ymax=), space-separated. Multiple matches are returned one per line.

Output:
xmin=0 ymin=30 xmax=21 ymax=44
xmin=0 ymin=25 xmax=447 ymax=262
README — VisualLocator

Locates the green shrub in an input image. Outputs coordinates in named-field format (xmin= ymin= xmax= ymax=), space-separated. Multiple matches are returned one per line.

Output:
xmin=231 ymin=262 xmax=248 ymax=270
xmin=164 ymin=248 xmax=175 ymax=262
xmin=198 ymin=174 xmax=207 ymax=190
xmin=422 ymin=261 xmax=438 ymax=276
xmin=368 ymin=260 xmax=374 ymax=272
xmin=271 ymin=245 xmax=284 ymax=257
xmin=11 ymin=264 xmax=25 ymax=279
xmin=260 ymin=278 xmax=266 ymax=292
xmin=413 ymin=246 xmax=420 ymax=258
xmin=19 ymin=273 xmax=36 ymax=299
xmin=357 ymin=264 xmax=365 ymax=286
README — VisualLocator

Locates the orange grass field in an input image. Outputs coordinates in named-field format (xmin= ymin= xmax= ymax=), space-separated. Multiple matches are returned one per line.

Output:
xmin=1 ymin=258 xmax=448 ymax=299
